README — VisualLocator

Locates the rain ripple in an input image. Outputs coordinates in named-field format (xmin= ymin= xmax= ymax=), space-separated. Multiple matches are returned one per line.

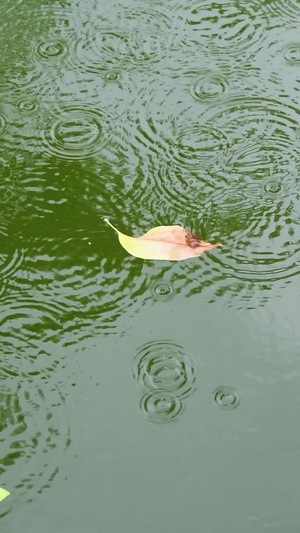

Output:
xmin=133 ymin=340 xmax=196 ymax=399
xmin=0 ymin=370 xmax=70 ymax=501
xmin=213 ymin=386 xmax=240 ymax=410
xmin=133 ymin=340 xmax=196 ymax=423
xmin=118 ymin=80 xmax=229 ymax=216
xmin=0 ymin=4 xmax=82 ymax=98
xmin=75 ymin=6 xmax=179 ymax=73
xmin=252 ymin=26 xmax=300 ymax=106
xmin=0 ymin=112 xmax=7 ymax=134
xmin=36 ymin=103 xmax=112 ymax=161
xmin=190 ymin=73 xmax=228 ymax=103
xmin=199 ymin=97 xmax=300 ymax=282
xmin=162 ymin=95 xmax=300 ymax=306
xmin=0 ymin=230 xmax=24 ymax=281
xmin=7 ymin=229 xmax=148 ymax=344
xmin=183 ymin=0 xmax=266 ymax=60
xmin=139 ymin=390 xmax=184 ymax=424
xmin=34 ymin=39 xmax=69 ymax=63
xmin=259 ymin=0 xmax=300 ymax=23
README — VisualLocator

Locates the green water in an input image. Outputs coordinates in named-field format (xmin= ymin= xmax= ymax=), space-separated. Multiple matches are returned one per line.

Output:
xmin=1 ymin=0 xmax=300 ymax=531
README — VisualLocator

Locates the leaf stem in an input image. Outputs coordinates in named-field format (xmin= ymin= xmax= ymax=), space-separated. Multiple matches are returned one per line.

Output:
xmin=104 ymin=218 xmax=119 ymax=234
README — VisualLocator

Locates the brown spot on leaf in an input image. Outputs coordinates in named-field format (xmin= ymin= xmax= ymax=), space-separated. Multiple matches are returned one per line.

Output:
xmin=185 ymin=231 xmax=203 ymax=249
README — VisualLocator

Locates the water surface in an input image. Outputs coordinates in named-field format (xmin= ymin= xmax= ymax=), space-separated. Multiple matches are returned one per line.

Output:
xmin=1 ymin=0 xmax=300 ymax=531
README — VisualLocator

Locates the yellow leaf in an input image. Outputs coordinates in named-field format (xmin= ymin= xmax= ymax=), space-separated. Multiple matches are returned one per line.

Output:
xmin=105 ymin=219 xmax=223 ymax=261
xmin=0 ymin=487 xmax=10 ymax=502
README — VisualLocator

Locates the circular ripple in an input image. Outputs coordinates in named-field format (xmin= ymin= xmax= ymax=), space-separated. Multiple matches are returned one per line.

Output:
xmin=17 ymin=98 xmax=39 ymax=114
xmin=196 ymin=97 xmax=300 ymax=283
xmin=0 ymin=4 xmax=82 ymax=98
xmin=262 ymin=178 xmax=285 ymax=198
xmin=185 ymin=1 xmax=265 ymax=58
xmin=0 ymin=112 xmax=7 ymax=134
xmin=35 ymin=39 xmax=68 ymax=61
xmin=0 ymin=371 xmax=70 ymax=500
xmin=0 ymin=293 xmax=69 ymax=351
xmin=75 ymin=6 xmax=175 ymax=73
xmin=140 ymin=390 xmax=184 ymax=423
xmin=151 ymin=281 xmax=174 ymax=302
xmin=133 ymin=341 xmax=196 ymax=399
xmin=0 ymin=231 xmax=24 ymax=280
xmin=170 ymin=122 xmax=228 ymax=170
xmin=259 ymin=0 xmax=300 ymax=23
xmin=104 ymin=70 xmax=120 ymax=82
xmin=7 ymin=226 xmax=148 ymax=343
xmin=121 ymin=73 xmax=230 ymax=216
xmin=190 ymin=74 xmax=227 ymax=102
xmin=123 ymin=7 xmax=176 ymax=65
xmin=283 ymin=43 xmax=300 ymax=65
xmin=213 ymin=386 xmax=240 ymax=410
xmin=38 ymin=104 xmax=111 ymax=160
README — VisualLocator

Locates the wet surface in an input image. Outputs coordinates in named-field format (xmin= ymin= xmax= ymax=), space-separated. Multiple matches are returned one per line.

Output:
xmin=1 ymin=0 xmax=300 ymax=531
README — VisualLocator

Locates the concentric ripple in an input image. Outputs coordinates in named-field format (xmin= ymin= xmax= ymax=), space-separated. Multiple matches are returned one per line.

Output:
xmin=0 ymin=112 xmax=7 ymax=134
xmin=213 ymin=386 xmax=240 ymax=410
xmin=259 ymin=0 xmax=300 ymax=23
xmin=190 ymin=73 xmax=228 ymax=102
xmin=170 ymin=122 xmax=228 ymax=170
xmin=184 ymin=1 xmax=265 ymax=58
xmin=0 ymin=369 xmax=70 ymax=500
xmin=252 ymin=26 xmax=300 ymax=105
xmin=17 ymin=98 xmax=39 ymax=114
xmin=283 ymin=42 xmax=300 ymax=66
xmin=0 ymin=230 xmax=24 ymax=280
xmin=35 ymin=39 xmax=68 ymax=62
xmin=150 ymin=281 xmax=175 ymax=302
xmin=0 ymin=3 xmax=82 ymax=98
xmin=6 ymin=226 xmax=149 ymax=343
xmin=38 ymin=104 xmax=111 ymax=160
xmin=133 ymin=341 xmax=196 ymax=399
xmin=75 ymin=6 xmax=176 ymax=73
xmin=119 ymin=73 xmax=230 ymax=215
xmin=140 ymin=390 xmax=184 ymax=424
xmin=262 ymin=178 xmax=285 ymax=199
xmin=193 ymin=97 xmax=300 ymax=283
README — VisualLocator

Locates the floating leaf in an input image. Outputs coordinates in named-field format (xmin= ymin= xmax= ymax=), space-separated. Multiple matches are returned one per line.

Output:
xmin=0 ymin=487 xmax=10 ymax=502
xmin=105 ymin=219 xmax=223 ymax=261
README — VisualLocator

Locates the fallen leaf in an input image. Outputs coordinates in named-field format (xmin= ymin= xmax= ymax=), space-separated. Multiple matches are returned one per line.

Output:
xmin=0 ymin=487 xmax=10 ymax=502
xmin=105 ymin=219 xmax=223 ymax=261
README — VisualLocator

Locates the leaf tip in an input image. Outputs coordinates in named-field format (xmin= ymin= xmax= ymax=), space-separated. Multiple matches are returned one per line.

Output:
xmin=0 ymin=487 xmax=10 ymax=502
xmin=104 ymin=218 xmax=118 ymax=233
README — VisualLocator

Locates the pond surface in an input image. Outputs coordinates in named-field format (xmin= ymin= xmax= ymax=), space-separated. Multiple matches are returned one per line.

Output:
xmin=1 ymin=0 xmax=300 ymax=531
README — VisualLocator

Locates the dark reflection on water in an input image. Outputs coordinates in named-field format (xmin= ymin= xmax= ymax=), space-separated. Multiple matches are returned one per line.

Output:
xmin=0 ymin=369 xmax=70 ymax=502
xmin=1 ymin=0 xmax=300 ymax=524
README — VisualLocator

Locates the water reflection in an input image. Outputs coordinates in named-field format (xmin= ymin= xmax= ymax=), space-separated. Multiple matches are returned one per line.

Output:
xmin=37 ymin=104 xmax=109 ymax=161
xmin=183 ymin=0 xmax=266 ymax=58
xmin=0 ymin=370 xmax=70 ymax=501
xmin=1 ymin=0 xmax=300 ymax=517
xmin=75 ymin=5 xmax=181 ymax=73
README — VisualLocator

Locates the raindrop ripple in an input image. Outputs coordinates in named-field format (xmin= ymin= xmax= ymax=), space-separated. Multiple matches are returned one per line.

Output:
xmin=198 ymin=97 xmax=300 ymax=284
xmin=184 ymin=1 xmax=265 ymax=58
xmin=37 ymin=104 xmax=112 ymax=160
xmin=133 ymin=340 xmax=196 ymax=399
xmin=140 ymin=390 xmax=184 ymax=423
xmin=0 ymin=370 xmax=70 ymax=499
xmin=213 ymin=386 xmax=240 ymax=410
